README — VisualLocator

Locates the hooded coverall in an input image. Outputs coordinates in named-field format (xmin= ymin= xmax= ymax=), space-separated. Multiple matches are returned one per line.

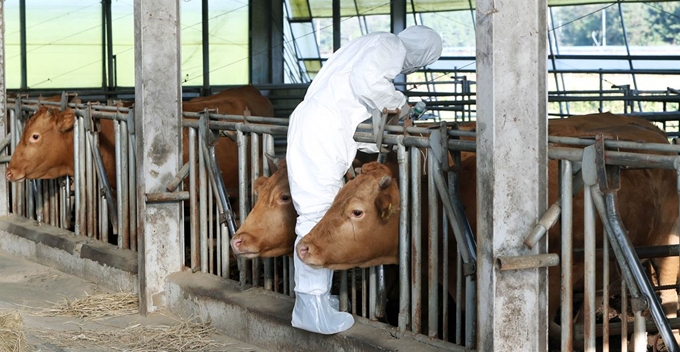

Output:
xmin=286 ymin=25 xmax=443 ymax=334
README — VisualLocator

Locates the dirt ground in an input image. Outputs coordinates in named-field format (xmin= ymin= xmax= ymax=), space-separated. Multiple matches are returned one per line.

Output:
xmin=0 ymin=248 xmax=271 ymax=352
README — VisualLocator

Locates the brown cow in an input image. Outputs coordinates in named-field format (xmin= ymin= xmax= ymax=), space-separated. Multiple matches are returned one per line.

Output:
xmin=230 ymin=152 xmax=399 ymax=258
xmin=230 ymin=158 xmax=296 ymax=258
xmin=296 ymin=112 xmax=679 ymax=341
xmin=6 ymin=85 xmax=274 ymax=193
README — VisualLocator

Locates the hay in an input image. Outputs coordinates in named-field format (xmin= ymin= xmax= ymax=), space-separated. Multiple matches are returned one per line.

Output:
xmin=34 ymin=292 xmax=138 ymax=320
xmin=34 ymin=318 xmax=230 ymax=352
xmin=0 ymin=311 xmax=28 ymax=352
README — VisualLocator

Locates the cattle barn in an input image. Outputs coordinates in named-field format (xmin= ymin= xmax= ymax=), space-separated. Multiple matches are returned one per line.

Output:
xmin=1 ymin=0 xmax=680 ymax=351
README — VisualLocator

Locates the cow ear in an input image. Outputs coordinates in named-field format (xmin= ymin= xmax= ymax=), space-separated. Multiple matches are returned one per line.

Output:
xmin=375 ymin=192 xmax=396 ymax=220
xmin=378 ymin=175 xmax=392 ymax=190
xmin=56 ymin=109 xmax=75 ymax=132
xmin=253 ymin=176 xmax=269 ymax=195
xmin=265 ymin=153 xmax=281 ymax=173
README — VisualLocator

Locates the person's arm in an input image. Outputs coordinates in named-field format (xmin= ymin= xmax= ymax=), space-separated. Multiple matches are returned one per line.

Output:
xmin=348 ymin=37 xmax=408 ymax=112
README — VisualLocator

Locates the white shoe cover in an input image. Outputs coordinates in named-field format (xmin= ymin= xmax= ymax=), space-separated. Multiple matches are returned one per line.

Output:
xmin=291 ymin=292 xmax=354 ymax=334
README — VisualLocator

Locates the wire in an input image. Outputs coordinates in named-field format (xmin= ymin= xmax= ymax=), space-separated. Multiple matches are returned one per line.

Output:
xmin=549 ymin=3 xmax=617 ymax=32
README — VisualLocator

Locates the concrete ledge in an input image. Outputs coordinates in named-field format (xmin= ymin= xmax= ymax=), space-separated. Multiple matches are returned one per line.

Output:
xmin=0 ymin=215 xmax=138 ymax=293
xmin=167 ymin=271 xmax=465 ymax=352
xmin=0 ymin=215 xmax=468 ymax=351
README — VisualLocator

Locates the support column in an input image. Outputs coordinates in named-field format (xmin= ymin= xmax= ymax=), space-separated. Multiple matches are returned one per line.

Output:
xmin=0 ymin=0 xmax=9 ymax=216
xmin=250 ymin=0 xmax=284 ymax=84
xmin=390 ymin=0 xmax=407 ymax=88
xmin=134 ymin=0 xmax=183 ymax=315
xmin=475 ymin=0 xmax=548 ymax=351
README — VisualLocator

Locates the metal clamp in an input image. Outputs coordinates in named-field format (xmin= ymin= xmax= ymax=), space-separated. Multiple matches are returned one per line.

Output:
xmin=594 ymin=134 xmax=620 ymax=193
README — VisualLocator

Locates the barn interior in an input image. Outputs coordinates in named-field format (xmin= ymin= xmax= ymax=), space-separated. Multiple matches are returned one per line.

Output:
xmin=1 ymin=0 xmax=680 ymax=351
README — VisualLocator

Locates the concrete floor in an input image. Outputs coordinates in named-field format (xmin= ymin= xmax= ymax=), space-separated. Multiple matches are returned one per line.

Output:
xmin=0 ymin=248 xmax=271 ymax=352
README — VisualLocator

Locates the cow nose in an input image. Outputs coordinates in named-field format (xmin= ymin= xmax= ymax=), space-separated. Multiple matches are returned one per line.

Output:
xmin=231 ymin=237 xmax=242 ymax=252
xmin=297 ymin=244 xmax=309 ymax=260
xmin=5 ymin=169 xmax=11 ymax=180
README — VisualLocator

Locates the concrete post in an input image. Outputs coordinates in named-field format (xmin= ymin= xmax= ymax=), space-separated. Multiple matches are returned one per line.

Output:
xmin=250 ymin=0 xmax=284 ymax=84
xmin=133 ymin=0 xmax=183 ymax=314
xmin=475 ymin=0 xmax=548 ymax=351
xmin=0 ymin=0 xmax=9 ymax=216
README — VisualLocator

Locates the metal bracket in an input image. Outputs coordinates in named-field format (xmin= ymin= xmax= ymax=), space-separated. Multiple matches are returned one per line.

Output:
xmin=594 ymin=134 xmax=620 ymax=193
xmin=199 ymin=108 xmax=219 ymax=146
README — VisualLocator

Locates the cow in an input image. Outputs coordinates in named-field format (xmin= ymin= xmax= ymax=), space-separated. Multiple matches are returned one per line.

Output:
xmin=230 ymin=157 xmax=297 ymax=258
xmin=295 ymin=112 xmax=679 ymax=344
xmin=5 ymin=85 xmax=274 ymax=195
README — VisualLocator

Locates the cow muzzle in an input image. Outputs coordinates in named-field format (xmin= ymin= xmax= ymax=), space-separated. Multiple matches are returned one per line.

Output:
xmin=5 ymin=167 xmax=25 ymax=182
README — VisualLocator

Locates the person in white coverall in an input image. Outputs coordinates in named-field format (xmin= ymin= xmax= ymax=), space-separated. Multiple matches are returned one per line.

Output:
xmin=286 ymin=25 xmax=443 ymax=334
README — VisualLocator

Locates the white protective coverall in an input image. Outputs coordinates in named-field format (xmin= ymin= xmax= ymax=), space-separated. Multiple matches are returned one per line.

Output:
xmin=286 ymin=25 xmax=443 ymax=334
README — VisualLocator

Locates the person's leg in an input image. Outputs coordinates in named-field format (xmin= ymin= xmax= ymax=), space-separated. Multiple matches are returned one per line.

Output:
xmin=287 ymin=147 xmax=354 ymax=334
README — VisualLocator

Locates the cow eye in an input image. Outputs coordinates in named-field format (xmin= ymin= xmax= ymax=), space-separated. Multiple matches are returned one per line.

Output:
xmin=30 ymin=133 xmax=40 ymax=142
xmin=351 ymin=210 xmax=364 ymax=218
xmin=280 ymin=194 xmax=291 ymax=202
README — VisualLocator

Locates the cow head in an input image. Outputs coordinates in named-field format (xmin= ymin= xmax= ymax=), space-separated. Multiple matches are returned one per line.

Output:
xmin=6 ymin=106 xmax=76 ymax=182
xmin=297 ymin=161 xmax=400 ymax=270
xmin=231 ymin=157 xmax=297 ymax=258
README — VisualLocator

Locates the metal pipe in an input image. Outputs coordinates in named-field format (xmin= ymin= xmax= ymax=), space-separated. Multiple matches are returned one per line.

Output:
xmin=583 ymin=175 xmax=596 ymax=351
xmin=119 ymin=118 xmax=130 ymax=247
xmin=127 ymin=111 xmax=137 ymax=251
xmin=75 ymin=117 xmax=86 ymax=236
xmin=604 ymin=191 xmax=678 ymax=351
xmin=369 ymin=266 xmax=376 ymax=320
xmin=411 ymin=147 xmax=422 ymax=333
xmin=251 ymin=133 xmax=260 ymax=287
xmin=495 ymin=254 xmax=559 ymax=271
xmin=19 ymin=0 xmax=26 ymax=90
xmin=88 ymin=123 xmax=96 ymax=237
xmin=145 ymin=191 xmax=190 ymax=202
xmin=48 ymin=180 xmax=56 ymax=225
xmin=237 ymin=130 xmax=248 ymax=288
xmin=115 ymin=120 xmax=123 ymax=247
xmin=549 ymin=146 xmax=680 ymax=170
xmin=189 ymin=127 xmax=198 ymax=270
xmin=602 ymin=194 xmax=610 ymax=352
xmin=427 ymin=153 xmax=439 ymax=338
xmin=32 ymin=180 xmax=41 ymax=223
xmin=431 ymin=158 xmax=475 ymax=264
xmin=561 ymin=160 xmax=574 ymax=352
xmin=199 ymin=132 xmax=208 ymax=272
xmin=633 ymin=311 xmax=647 ymax=352
xmin=167 ymin=163 xmax=190 ymax=192
xmin=397 ymin=141 xmax=410 ymax=335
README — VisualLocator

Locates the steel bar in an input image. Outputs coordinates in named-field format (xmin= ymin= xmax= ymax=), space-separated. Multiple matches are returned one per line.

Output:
xmin=369 ymin=266 xmax=376 ymax=320
xmin=604 ymin=192 xmax=678 ymax=352
xmin=189 ymin=127 xmax=199 ymax=270
xmin=237 ymin=130 xmax=248 ymax=289
xmin=167 ymin=163 xmax=190 ymax=192
xmin=495 ymin=254 xmax=559 ymax=271
xmin=603 ymin=198 xmax=610 ymax=352
xmin=397 ymin=141 xmax=410 ymax=335
xmin=114 ymin=120 xmax=124 ymax=247
xmin=251 ymin=133 xmax=260 ymax=287
xmin=560 ymin=161 xmax=574 ymax=352
xmin=634 ymin=311 xmax=647 ymax=352
xmin=145 ymin=192 xmax=190 ymax=203
xmin=74 ymin=117 xmax=85 ymax=236
xmin=427 ymin=153 xmax=439 ymax=338
xmin=583 ymin=171 xmax=597 ymax=351
xmin=199 ymin=132 xmax=208 ymax=272
xmin=549 ymin=147 xmax=680 ymax=170
xmin=127 ymin=113 xmax=137 ymax=251
xmin=410 ymin=147 xmax=423 ymax=334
